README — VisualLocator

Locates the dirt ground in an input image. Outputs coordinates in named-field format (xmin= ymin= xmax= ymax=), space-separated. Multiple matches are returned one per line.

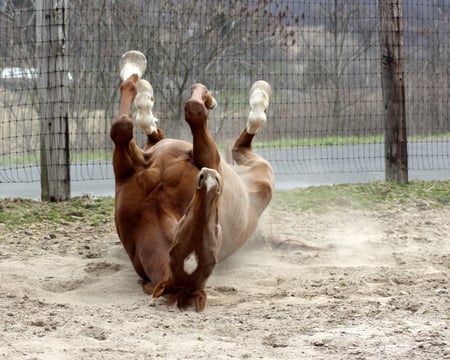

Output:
xmin=0 ymin=194 xmax=449 ymax=359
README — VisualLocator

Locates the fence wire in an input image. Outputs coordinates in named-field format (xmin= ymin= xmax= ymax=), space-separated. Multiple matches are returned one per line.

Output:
xmin=0 ymin=0 xmax=449 ymax=184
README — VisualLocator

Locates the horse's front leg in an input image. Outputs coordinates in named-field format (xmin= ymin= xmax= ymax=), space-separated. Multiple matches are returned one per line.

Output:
xmin=153 ymin=84 xmax=223 ymax=311
xmin=184 ymin=83 xmax=220 ymax=170
xmin=153 ymin=167 xmax=223 ymax=312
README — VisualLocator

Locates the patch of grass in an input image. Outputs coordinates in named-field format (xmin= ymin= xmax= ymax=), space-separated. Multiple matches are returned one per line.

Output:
xmin=253 ymin=132 xmax=450 ymax=149
xmin=0 ymin=196 xmax=115 ymax=230
xmin=0 ymin=151 xmax=112 ymax=166
xmin=1 ymin=180 xmax=449 ymax=231
xmin=253 ymin=134 xmax=384 ymax=148
xmin=71 ymin=151 xmax=112 ymax=163
xmin=271 ymin=180 xmax=450 ymax=212
xmin=0 ymin=154 xmax=40 ymax=166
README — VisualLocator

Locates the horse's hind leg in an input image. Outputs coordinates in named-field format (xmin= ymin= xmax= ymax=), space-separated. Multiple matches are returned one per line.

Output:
xmin=232 ymin=80 xmax=272 ymax=164
xmin=184 ymin=84 xmax=220 ymax=170
xmin=232 ymin=81 xmax=275 ymax=210
xmin=134 ymin=79 xmax=165 ymax=151
xmin=150 ymin=85 xmax=222 ymax=311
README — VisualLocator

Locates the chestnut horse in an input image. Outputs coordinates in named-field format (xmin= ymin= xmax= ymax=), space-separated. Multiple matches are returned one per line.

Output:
xmin=110 ymin=74 xmax=274 ymax=311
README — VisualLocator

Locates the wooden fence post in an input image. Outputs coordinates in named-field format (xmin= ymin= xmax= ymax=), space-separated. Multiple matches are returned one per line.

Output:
xmin=36 ymin=0 xmax=70 ymax=201
xmin=378 ymin=0 xmax=408 ymax=183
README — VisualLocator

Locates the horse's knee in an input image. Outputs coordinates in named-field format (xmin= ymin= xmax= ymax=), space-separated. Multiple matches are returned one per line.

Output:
xmin=184 ymin=83 xmax=216 ymax=128
xmin=110 ymin=114 xmax=133 ymax=145
xmin=184 ymin=99 xmax=208 ymax=127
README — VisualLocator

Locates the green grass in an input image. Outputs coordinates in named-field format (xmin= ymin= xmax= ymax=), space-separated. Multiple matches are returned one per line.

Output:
xmin=410 ymin=131 xmax=450 ymax=141
xmin=70 ymin=151 xmax=112 ymax=162
xmin=253 ymin=132 xmax=450 ymax=148
xmin=0 ymin=154 xmax=40 ymax=166
xmin=0 ymin=196 xmax=115 ymax=230
xmin=252 ymin=135 xmax=384 ymax=148
xmin=270 ymin=180 xmax=450 ymax=212
xmin=1 ymin=181 xmax=449 ymax=231
xmin=0 ymin=151 xmax=112 ymax=166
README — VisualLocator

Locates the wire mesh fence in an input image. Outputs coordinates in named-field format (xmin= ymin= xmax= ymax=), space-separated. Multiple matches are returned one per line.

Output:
xmin=0 ymin=0 xmax=449 ymax=185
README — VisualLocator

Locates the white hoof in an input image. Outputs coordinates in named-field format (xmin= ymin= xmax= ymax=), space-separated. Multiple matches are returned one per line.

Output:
xmin=247 ymin=80 xmax=272 ymax=134
xmin=119 ymin=50 xmax=147 ymax=81
xmin=135 ymin=79 xmax=159 ymax=135
xmin=208 ymin=96 xmax=218 ymax=110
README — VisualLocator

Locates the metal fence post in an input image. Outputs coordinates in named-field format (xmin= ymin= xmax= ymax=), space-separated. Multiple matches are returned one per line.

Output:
xmin=378 ymin=0 xmax=408 ymax=183
xmin=36 ymin=0 xmax=70 ymax=201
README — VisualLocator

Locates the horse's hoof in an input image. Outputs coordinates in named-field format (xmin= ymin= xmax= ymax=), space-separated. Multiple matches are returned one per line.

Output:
xmin=120 ymin=50 xmax=147 ymax=81
xmin=197 ymin=167 xmax=222 ymax=195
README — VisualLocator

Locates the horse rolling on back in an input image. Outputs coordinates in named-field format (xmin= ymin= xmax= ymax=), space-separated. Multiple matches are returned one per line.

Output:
xmin=110 ymin=61 xmax=274 ymax=311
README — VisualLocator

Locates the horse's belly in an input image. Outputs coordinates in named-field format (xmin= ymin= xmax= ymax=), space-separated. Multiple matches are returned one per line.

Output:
xmin=217 ymin=165 xmax=254 ymax=261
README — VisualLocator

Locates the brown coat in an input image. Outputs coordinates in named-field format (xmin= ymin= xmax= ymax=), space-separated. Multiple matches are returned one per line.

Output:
xmin=110 ymin=78 xmax=274 ymax=311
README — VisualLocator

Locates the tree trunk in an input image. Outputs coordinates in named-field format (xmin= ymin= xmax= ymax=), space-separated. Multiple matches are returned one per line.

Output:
xmin=378 ymin=0 xmax=408 ymax=183
xmin=36 ymin=0 xmax=71 ymax=201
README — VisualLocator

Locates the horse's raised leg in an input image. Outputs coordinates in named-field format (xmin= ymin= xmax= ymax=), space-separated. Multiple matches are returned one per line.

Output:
xmin=134 ymin=79 xmax=165 ymax=151
xmin=233 ymin=80 xmax=272 ymax=158
xmin=110 ymin=75 xmax=148 ymax=182
xmin=153 ymin=84 xmax=221 ymax=311
xmin=232 ymin=80 xmax=275 ymax=211
xmin=153 ymin=167 xmax=222 ymax=311
xmin=183 ymin=84 xmax=219 ymax=170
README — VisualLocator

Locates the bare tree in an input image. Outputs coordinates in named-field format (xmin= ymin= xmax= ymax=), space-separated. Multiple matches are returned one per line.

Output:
xmin=139 ymin=0 xmax=298 ymax=138
xmin=299 ymin=0 xmax=377 ymax=135
xmin=406 ymin=1 xmax=450 ymax=136
xmin=66 ymin=0 xmax=297 ymax=143
xmin=0 ymin=1 xmax=40 ymax=156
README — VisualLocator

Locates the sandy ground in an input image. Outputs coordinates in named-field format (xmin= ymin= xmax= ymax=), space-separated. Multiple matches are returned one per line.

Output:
xmin=0 ymin=196 xmax=449 ymax=359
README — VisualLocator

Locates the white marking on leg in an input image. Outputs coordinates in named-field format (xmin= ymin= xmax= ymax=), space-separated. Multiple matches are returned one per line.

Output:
xmin=183 ymin=251 xmax=199 ymax=275
xmin=204 ymin=174 xmax=217 ymax=193
xmin=135 ymin=79 xmax=159 ymax=135
xmin=247 ymin=81 xmax=272 ymax=134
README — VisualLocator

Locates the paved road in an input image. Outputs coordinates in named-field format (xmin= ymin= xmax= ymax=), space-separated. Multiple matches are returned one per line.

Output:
xmin=1 ymin=142 xmax=449 ymax=199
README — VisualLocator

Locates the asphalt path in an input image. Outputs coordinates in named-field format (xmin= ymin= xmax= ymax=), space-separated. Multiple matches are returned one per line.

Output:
xmin=1 ymin=142 xmax=449 ymax=199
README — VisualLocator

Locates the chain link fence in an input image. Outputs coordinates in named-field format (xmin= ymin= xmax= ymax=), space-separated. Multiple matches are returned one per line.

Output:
xmin=0 ymin=0 xmax=449 ymax=186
